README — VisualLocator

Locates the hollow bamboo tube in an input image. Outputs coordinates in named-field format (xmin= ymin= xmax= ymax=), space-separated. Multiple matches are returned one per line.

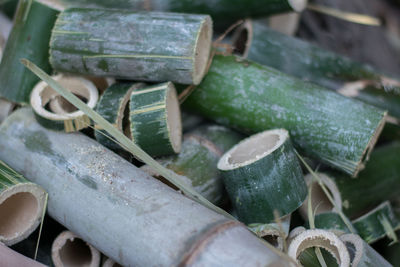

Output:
xmin=0 ymin=242 xmax=46 ymax=267
xmin=0 ymin=160 xmax=47 ymax=246
xmin=0 ymin=108 xmax=289 ymax=267
xmin=52 ymin=230 xmax=101 ymax=267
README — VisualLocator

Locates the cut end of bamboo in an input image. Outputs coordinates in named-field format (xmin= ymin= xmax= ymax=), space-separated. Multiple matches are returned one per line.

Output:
xmin=232 ymin=19 xmax=253 ymax=58
xmin=218 ymin=129 xmax=288 ymax=170
xmin=166 ymin=82 xmax=182 ymax=153
xmin=0 ymin=183 xmax=46 ymax=246
xmin=288 ymin=229 xmax=350 ymax=267
xmin=289 ymin=0 xmax=308 ymax=12
xmin=299 ymin=173 xmax=342 ymax=218
xmin=192 ymin=16 xmax=213 ymax=85
xmin=340 ymin=234 xmax=364 ymax=266
xmin=52 ymin=231 xmax=101 ymax=267
xmin=102 ymin=258 xmax=122 ymax=267
xmin=354 ymin=111 xmax=387 ymax=177
xmin=30 ymin=74 xmax=98 ymax=132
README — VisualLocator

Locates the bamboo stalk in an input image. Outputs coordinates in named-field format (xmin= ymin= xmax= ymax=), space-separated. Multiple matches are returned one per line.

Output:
xmin=340 ymin=233 xmax=392 ymax=267
xmin=95 ymin=82 xmax=146 ymax=151
xmin=30 ymin=74 xmax=99 ymax=132
xmin=102 ymin=258 xmax=121 ymax=267
xmin=301 ymin=142 xmax=400 ymax=218
xmin=49 ymin=8 xmax=212 ymax=85
xmin=312 ymin=212 xmax=354 ymax=235
xmin=218 ymin=129 xmax=307 ymax=224
xmin=0 ymin=242 xmax=46 ymax=267
xmin=0 ymin=98 xmax=14 ymax=124
xmin=0 ymin=160 xmax=47 ymax=246
xmin=0 ymin=0 xmax=58 ymax=104
xmin=352 ymin=201 xmax=400 ymax=244
xmin=0 ymin=108 xmax=290 ymax=266
xmin=183 ymin=54 xmax=387 ymax=176
xmin=288 ymin=229 xmax=350 ymax=267
xmin=130 ymin=82 xmax=182 ymax=157
xmin=52 ymin=231 xmax=101 ymax=267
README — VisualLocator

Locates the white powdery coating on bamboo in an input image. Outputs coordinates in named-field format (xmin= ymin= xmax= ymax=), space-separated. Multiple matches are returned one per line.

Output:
xmin=218 ymin=129 xmax=288 ymax=170
xmin=288 ymin=229 xmax=350 ymax=267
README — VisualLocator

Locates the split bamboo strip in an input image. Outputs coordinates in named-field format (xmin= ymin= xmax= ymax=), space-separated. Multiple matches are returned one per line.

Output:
xmin=0 ymin=108 xmax=290 ymax=266
xmin=52 ymin=231 xmax=101 ymax=267
xmin=0 ymin=160 xmax=47 ymax=246
xmin=183 ymin=55 xmax=386 ymax=176
xmin=313 ymin=212 xmax=353 ymax=235
xmin=49 ymin=8 xmax=212 ymax=85
xmin=0 ymin=0 xmax=58 ymax=103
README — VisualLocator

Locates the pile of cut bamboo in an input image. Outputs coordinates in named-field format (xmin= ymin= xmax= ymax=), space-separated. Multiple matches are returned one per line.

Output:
xmin=0 ymin=0 xmax=399 ymax=266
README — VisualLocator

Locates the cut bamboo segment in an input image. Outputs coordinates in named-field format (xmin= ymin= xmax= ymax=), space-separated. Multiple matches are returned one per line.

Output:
xmin=52 ymin=231 xmax=101 ymax=267
xmin=102 ymin=258 xmax=121 ymax=267
xmin=313 ymin=212 xmax=353 ymax=235
xmin=30 ymin=74 xmax=99 ymax=132
xmin=301 ymin=142 xmax=400 ymax=219
xmin=142 ymin=125 xmax=243 ymax=205
xmin=233 ymin=20 xmax=396 ymax=90
xmin=0 ymin=98 xmax=14 ymax=124
xmin=0 ymin=0 xmax=58 ymax=104
xmin=217 ymin=129 xmax=307 ymax=224
xmin=183 ymin=55 xmax=387 ymax=176
xmin=340 ymin=234 xmax=392 ymax=267
xmin=130 ymin=82 xmax=182 ymax=157
xmin=95 ymin=82 xmax=145 ymax=151
xmin=0 ymin=108 xmax=289 ymax=266
xmin=50 ymin=9 xmax=212 ymax=85
xmin=288 ymin=229 xmax=350 ymax=267
xmin=267 ymin=12 xmax=300 ymax=36
xmin=0 ymin=160 xmax=47 ymax=246
xmin=352 ymin=202 xmax=400 ymax=244
xmin=0 ymin=242 xmax=46 ymax=267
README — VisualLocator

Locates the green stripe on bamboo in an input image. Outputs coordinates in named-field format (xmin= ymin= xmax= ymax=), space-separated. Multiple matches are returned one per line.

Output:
xmin=183 ymin=55 xmax=387 ymax=176
xmin=130 ymin=82 xmax=182 ymax=157
xmin=95 ymin=82 xmax=145 ymax=150
xmin=353 ymin=201 xmax=400 ymax=244
xmin=49 ymin=8 xmax=212 ymax=85
xmin=217 ymin=129 xmax=307 ymax=224
xmin=0 ymin=160 xmax=47 ymax=246
xmin=0 ymin=0 xmax=58 ymax=104
xmin=30 ymin=74 xmax=98 ymax=132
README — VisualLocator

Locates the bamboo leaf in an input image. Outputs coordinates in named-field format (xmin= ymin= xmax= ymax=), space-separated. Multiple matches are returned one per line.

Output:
xmin=21 ymin=59 xmax=233 ymax=219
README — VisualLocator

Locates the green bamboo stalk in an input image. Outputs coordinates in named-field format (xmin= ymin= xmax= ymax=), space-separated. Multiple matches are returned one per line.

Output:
xmin=0 ymin=0 xmax=58 ymax=104
xmin=30 ymin=74 xmax=99 ymax=132
xmin=0 ymin=160 xmax=47 ymax=246
xmin=95 ymin=82 xmax=145 ymax=151
xmin=49 ymin=8 xmax=212 ymax=85
xmin=217 ymin=129 xmax=307 ymax=224
xmin=183 ymin=55 xmax=387 ymax=176
xmin=340 ymin=234 xmax=392 ymax=267
xmin=312 ymin=212 xmax=354 ymax=235
xmin=130 ymin=82 xmax=182 ymax=157
xmin=21 ymin=58 xmax=234 ymax=220
xmin=39 ymin=0 xmax=307 ymax=28
xmin=352 ymin=201 xmax=400 ymax=244
xmin=233 ymin=20 xmax=398 ymax=90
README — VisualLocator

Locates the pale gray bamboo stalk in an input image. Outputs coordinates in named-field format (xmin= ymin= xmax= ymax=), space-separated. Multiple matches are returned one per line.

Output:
xmin=0 ymin=108 xmax=290 ymax=267
xmin=0 ymin=243 xmax=46 ymax=267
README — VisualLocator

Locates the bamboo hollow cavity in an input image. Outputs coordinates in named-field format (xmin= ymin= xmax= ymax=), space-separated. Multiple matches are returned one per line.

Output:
xmin=52 ymin=231 xmax=101 ymax=267
xmin=0 ymin=0 xmax=58 ymax=104
xmin=183 ymin=55 xmax=387 ymax=176
xmin=218 ymin=129 xmax=307 ymax=224
xmin=288 ymin=229 xmax=350 ymax=267
xmin=233 ymin=20 xmax=397 ymax=90
xmin=0 ymin=108 xmax=290 ymax=267
xmin=49 ymin=8 xmax=212 ymax=85
xmin=0 ymin=242 xmax=46 ymax=267
xmin=302 ymin=142 xmax=400 ymax=218
xmin=352 ymin=201 xmax=400 ymax=244
xmin=130 ymin=82 xmax=182 ymax=157
xmin=39 ymin=0 xmax=307 ymax=29
xmin=340 ymin=234 xmax=392 ymax=267
xmin=95 ymin=82 xmax=145 ymax=151
xmin=142 ymin=125 xmax=243 ymax=205
xmin=30 ymin=74 xmax=99 ymax=132
xmin=0 ymin=160 xmax=47 ymax=246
